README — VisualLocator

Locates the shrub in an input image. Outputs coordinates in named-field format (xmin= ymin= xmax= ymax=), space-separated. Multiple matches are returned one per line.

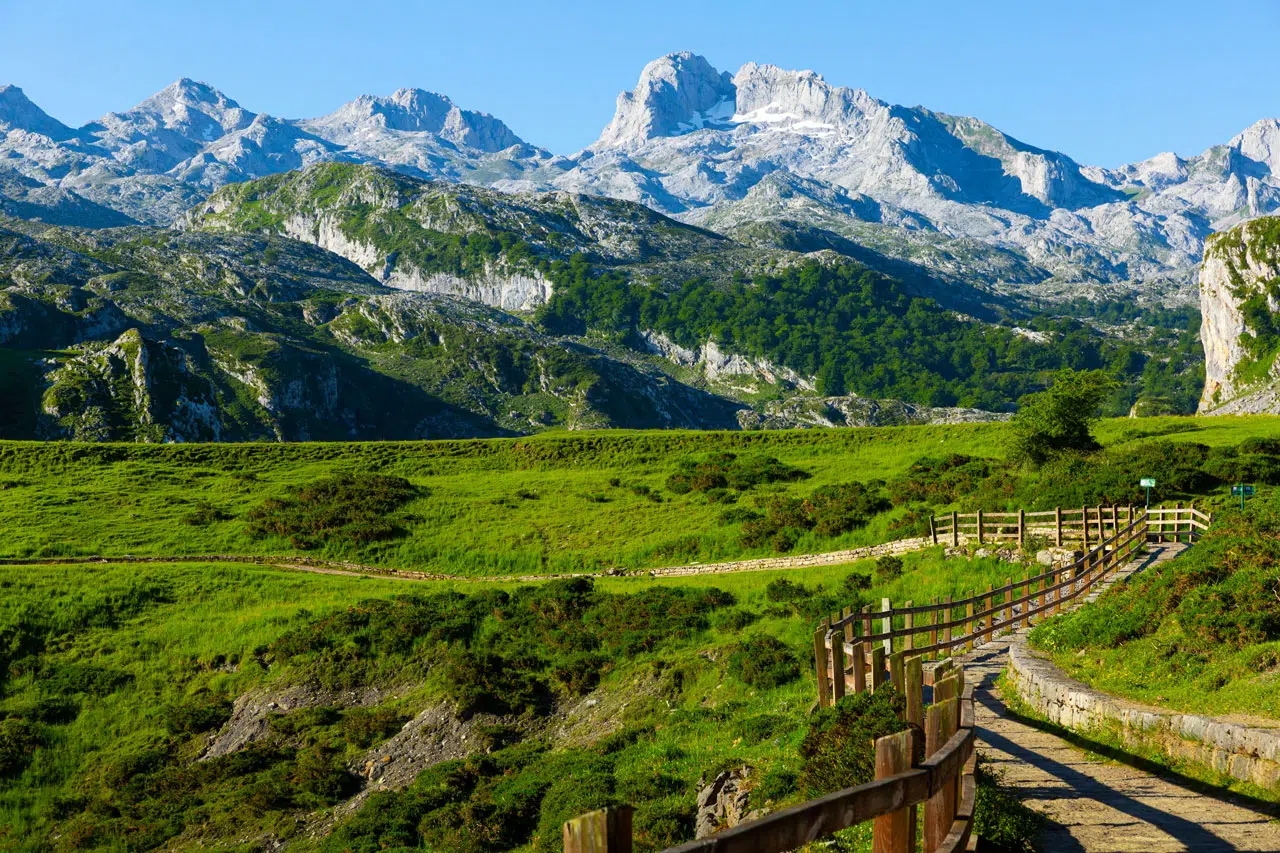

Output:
xmin=165 ymin=695 xmax=234 ymax=735
xmin=742 ymin=482 xmax=888 ymax=551
xmin=440 ymin=650 xmax=553 ymax=718
xmin=183 ymin=500 xmax=231 ymax=526
xmin=874 ymin=555 xmax=904 ymax=582
xmin=727 ymin=634 xmax=801 ymax=689
xmin=750 ymin=767 xmax=798 ymax=808
xmin=341 ymin=707 xmax=410 ymax=748
xmin=842 ymin=572 xmax=872 ymax=594
xmin=0 ymin=718 xmax=42 ymax=778
xmin=665 ymin=452 xmax=808 ymax=495
xmin=764 ymin=579 xmax=811 ymax=603
xmin=798 ymin=687 xmax=906 ymax=796
xmin=712 ymin=608 xmax=760 ymax=631
xmin=732 ymin=713 xmax=792 ymax=745
xmin=244 ymin=473 xmax=418 ymax=549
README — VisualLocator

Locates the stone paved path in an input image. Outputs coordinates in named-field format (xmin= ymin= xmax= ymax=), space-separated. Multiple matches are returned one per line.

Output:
xmin=954 ymin=544 xmax=1280 ymax=852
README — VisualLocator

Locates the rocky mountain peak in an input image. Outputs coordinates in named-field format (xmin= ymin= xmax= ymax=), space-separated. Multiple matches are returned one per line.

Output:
xmin=91 ymin=78 xmax=255 ymax=142
xmin=0 ymin=84 xmax=74 ymax=139
xmin=308 ymin=88 xmax=523 ymax=153
xmin=594 ymin=52 xmax=735 ymax=149
xmin=731 ymin=62 xmax=880 ymax=129
xmin=1230 ymin=117 xmax=1280 ymax=173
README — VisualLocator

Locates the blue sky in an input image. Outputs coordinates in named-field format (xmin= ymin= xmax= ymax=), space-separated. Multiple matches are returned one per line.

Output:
xmin=2 ymin=0 xmax=1277 ymax=167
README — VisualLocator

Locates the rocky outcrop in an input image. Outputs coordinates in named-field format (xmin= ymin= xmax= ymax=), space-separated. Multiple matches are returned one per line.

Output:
xmin=641 ymin=330 xmax=814 ymax=393
xmin=40 ymin=328 xmax=222 ymax=442
xmin=1198 ymin=216 xmax=1280 ymax=413
xmin=1007 ymin=638 xmax=1280 ymax=792
xmin=695 ymin=766 xmax=760 ymax=838
xmin=737 ymin=395 xmax=1008 ymax=430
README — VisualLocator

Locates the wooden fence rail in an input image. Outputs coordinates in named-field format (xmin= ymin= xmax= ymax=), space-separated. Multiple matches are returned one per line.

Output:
xmin=565 ymin=670 xmax=979 ymax=853
xmin=563 ymin=503 xmax=1213 ymax=853
xmin=929 ymin=503 xmax=1210 ymax=549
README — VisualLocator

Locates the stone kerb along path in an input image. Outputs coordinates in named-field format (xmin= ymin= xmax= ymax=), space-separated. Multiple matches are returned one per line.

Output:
xmin=955 ymin=544 xmax=1280 ymax=852
xmin=1007 ymin=640 xmax=1280 ymax=793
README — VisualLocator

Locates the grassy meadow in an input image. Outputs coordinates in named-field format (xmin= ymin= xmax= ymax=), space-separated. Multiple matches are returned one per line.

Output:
xmin=0 ymin=547 xmax=1035 ymax=851
xmin=1 ymin=415 xmax=1278 ymax=577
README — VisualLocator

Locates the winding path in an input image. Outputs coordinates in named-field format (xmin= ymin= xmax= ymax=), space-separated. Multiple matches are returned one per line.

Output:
xmin=954 ymin=545 xmax=1280 ymax=852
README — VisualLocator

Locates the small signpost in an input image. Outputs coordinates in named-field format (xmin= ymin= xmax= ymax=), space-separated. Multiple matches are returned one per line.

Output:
xmin=1232 ymin=483 xmax=1256 ymax=510
xmin=1140 ymin=477 xmax=1156 ymax=508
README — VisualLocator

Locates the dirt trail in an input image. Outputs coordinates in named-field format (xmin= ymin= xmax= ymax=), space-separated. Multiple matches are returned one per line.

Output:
xmin=955 ymin=545 xmax=1280 ymax=852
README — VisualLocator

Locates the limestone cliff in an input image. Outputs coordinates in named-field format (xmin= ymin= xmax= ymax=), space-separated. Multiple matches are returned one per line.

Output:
xmin=1199 ymin=217 xmax=1280 ymax=413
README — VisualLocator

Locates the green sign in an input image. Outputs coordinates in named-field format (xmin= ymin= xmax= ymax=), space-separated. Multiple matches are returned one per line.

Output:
xmin=1139 ymin=478 xmax=1156 ymax=488
xmin=1232 ymin=485 xmax=1255 ymax=496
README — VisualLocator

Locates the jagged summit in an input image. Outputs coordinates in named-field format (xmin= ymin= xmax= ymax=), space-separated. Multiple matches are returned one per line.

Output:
xmin=0 ymin=84 xmax=74 ymax=139
xmin=306 ymin=87 xmax=524 ymax=153
xmin=595 ymin=52 xmax=735 ymax=148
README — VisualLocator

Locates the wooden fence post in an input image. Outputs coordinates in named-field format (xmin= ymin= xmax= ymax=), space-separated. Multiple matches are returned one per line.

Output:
xmin=881 ymin=598 xmax=893 ymax=656
xmin=1096 ymin=504 xmax=1104 ymax=542
xmin=1055 ymin=506 xmax=1062 ymax=547
xmin=928 ymin=598 xmax=939 ymax=657
xmin=976 ymin=509 xmax=984 ymax=544
xmin=564 ymin=806 xmax=633 ymax=853
xmin=1017 ymin=509 xmax=1025 ymax=549
xmin=1082 ymin=506 xmax=1089 ymax=549
xmin=904 ymin=602 xmax=914 ymax=652
xmin=851 ymin=641 xmax=866 ymax=694
xmin=941 ymin=596 xmax=953 ymax=649
xmin=1003 ymin=577 xmax=1012 ymax=633
xmin=870 ymin=646 xmax=886 ymax=692
xmin=929 ymin=515 xmax=938 ymax=546
xmin=873 ymin=729 xmax=917 ymax=853
xmin=905 ymin=655 xmax=923 ymax=727
xmin=984 ymin=583 xmax=994 ymax=643
xmin=889 ymin=651 xmax=905 ymax=692
xmin=813 ymin=627 xmax=831 ymax=708
xmin=965 ymin=596 xmax=976 ymax=651
xmin=951 ymin=511 xmax=959 ymax=547
xmin=831 ymin=636 xmax=846 ymax=703
xmin=924 ymin=698 xmax=959 ymax=851
xmin=862 ymin=605 xmax=872 ymax=639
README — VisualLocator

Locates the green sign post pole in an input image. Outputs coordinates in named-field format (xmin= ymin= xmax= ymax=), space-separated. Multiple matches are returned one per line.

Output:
xmin=1140 ymin=477 xmax=1156 ymax=509
xmin=1232 ymin=484 xmax=1256 ymax=510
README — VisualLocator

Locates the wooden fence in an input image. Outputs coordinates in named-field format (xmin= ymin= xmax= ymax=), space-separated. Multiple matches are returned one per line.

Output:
xmin=561 ymin=504 xmax=1214 ymax=853
xmin=929 ymin=503 xmax=1210 ymax=549
xmin=815 ymin=510 xmax=1149 ymax=707
xmin=564 ymin=664 xmax=979 ymax=853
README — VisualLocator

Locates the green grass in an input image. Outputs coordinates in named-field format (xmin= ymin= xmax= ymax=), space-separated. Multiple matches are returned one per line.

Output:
xmin=0 ymin=544 xmax=1034 ymax=851
xmin=2 ymin=416 xmax=1278 ymax=576
xmin=1029 ymin=489 xmax=1280 ymax=721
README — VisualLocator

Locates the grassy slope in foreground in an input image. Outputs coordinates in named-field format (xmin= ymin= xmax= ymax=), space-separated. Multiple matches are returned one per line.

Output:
xmin=0 ymin=550 xmax=1031 ymax=851
xmin=1029 ymin=490 xmax=1280 ymax=721
xmin=2 ymin=415 xmax=1279 ymax=576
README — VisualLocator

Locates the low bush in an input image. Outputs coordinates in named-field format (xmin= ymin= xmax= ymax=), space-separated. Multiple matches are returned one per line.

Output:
xmin=726 ymin=634 xmax=801 ymax=689
xmin=166 ymin=695 xmax=234 ymax=735
xmin=741 ymin=482 xmax=889 ymax=552
xmin=441 ymin=650 xmax=553 ymax=718
xmin=244 ymin=473 xmax=419 ymax=549
xmin=665 ymin=452 xmax=809 ymax=496
xmin=874 ymin=555 xmax=904 ymax=582
xmin=798 ymin=687 xmax=906 ymax=796
xmin=0 ymin=717 xmax=42 ymax=777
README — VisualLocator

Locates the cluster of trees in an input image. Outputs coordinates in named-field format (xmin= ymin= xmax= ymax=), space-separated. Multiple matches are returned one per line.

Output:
xmin=536 ymin=256 xmax=1201 ymax=412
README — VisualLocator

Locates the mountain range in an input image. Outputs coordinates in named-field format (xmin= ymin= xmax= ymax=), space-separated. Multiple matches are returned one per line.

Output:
xmin=5 ymin=53 xmax=1280 ymax=301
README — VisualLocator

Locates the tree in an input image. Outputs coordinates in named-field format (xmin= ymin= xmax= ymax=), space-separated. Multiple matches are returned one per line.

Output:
xmin=1008 ymin=370 xmax=1115 ymax=466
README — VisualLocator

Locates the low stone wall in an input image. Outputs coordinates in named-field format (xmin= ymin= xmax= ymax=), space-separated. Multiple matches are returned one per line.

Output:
xmin=1007 ymin=639 xmax=1280 ymax=792
xmin=645 ymin=536 xmax=932 ymax=577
